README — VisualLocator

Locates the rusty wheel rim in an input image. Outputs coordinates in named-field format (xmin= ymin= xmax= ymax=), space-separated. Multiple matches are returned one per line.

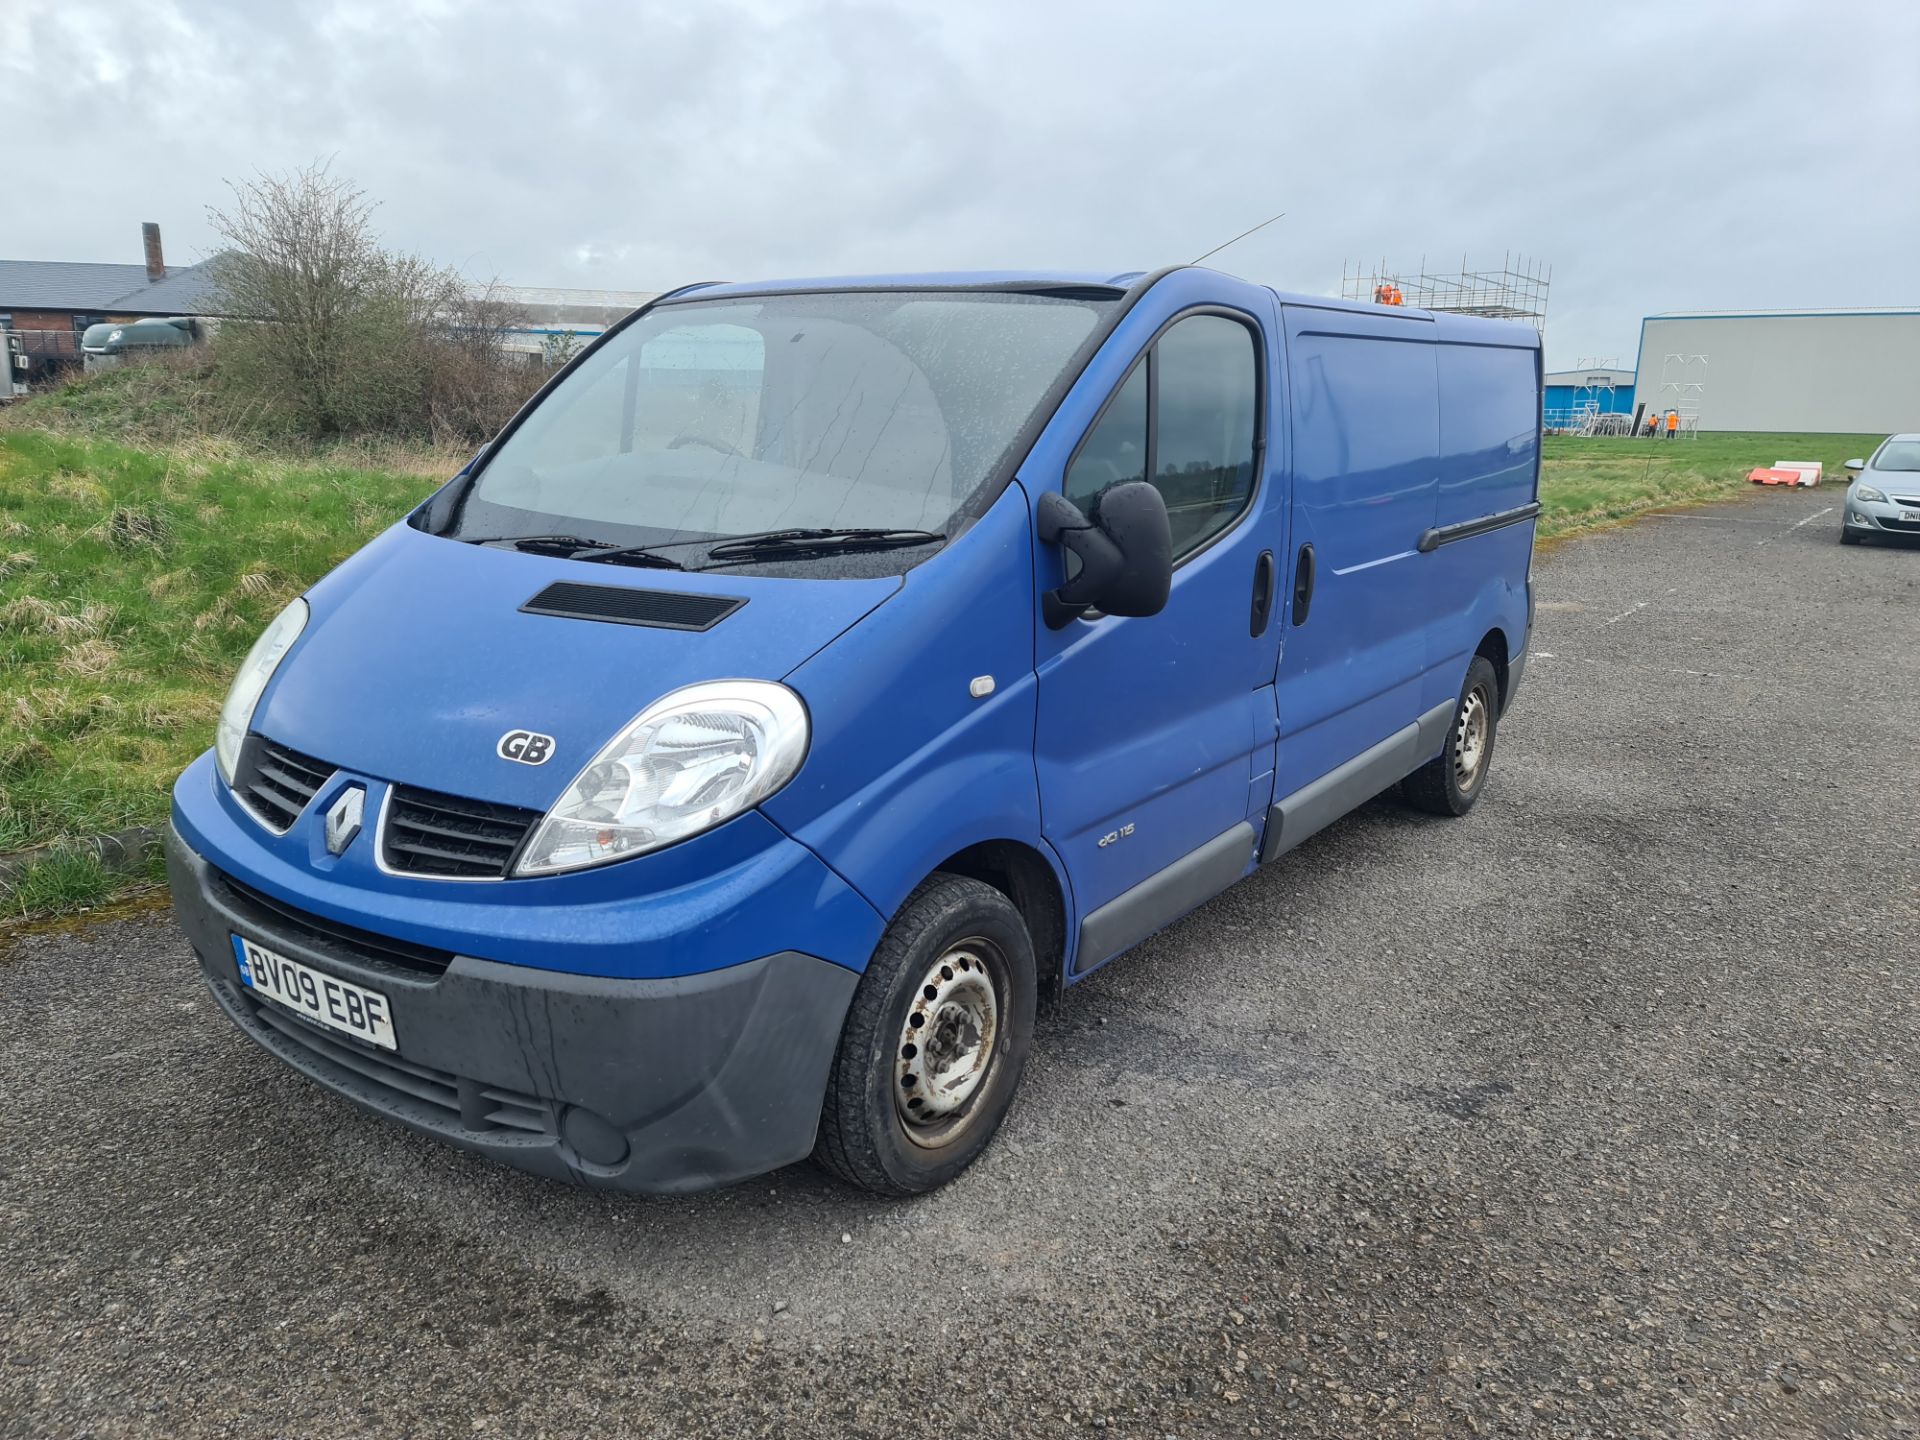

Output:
xmin=894 ymin=938 xmax=1003 ymax=1149
xmin=1454 ymin=684 xmax=1491 ymax=794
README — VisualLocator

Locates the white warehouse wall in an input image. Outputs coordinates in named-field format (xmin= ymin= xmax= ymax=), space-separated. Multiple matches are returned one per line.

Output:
xmin=1634 ymin=311 xmax=1920 ymax=433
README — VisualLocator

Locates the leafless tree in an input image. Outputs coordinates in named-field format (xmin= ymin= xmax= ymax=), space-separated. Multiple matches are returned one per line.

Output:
xmin=207 ymin=162 xmax=535 ymax=441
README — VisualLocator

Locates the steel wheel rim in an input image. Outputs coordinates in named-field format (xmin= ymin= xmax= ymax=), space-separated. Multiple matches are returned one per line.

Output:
xmin=894 ymin=938 xmax=1004 ymax=1149
xmin=1453 ymin=685 xmax=1491 ymax=793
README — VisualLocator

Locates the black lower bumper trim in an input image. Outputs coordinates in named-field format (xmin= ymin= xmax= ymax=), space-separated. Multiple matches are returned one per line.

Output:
xmin=167 ymin=825 xmax=860 ymax=1194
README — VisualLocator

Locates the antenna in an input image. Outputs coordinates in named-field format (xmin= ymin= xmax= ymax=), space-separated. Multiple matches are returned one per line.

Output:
xmin=1191 ymin=210 xmax=1287 ymax=266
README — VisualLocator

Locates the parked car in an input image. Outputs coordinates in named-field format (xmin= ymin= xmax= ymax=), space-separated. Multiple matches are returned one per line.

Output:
xmin=80 ymin=315 xmax=200 ymax=370
xmin=1841 ymin=436 xmax=1920 ymax=544
xmin=166 ymin=267 xmax=1541 ymax=1195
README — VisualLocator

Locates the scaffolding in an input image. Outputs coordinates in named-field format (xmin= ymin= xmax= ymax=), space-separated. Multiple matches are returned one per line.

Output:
xmin=1652 ymin=352 xmax=1708 ymax=439
xmin=1340 ymin=253 xmax=1551 ymax=332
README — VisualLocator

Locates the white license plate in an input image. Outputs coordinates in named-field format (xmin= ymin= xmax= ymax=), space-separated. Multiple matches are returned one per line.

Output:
xmin=1902 ymin=511 xmax=1920 ymax=523
xmin=231 ymin=935 xmax=397 ymax=1050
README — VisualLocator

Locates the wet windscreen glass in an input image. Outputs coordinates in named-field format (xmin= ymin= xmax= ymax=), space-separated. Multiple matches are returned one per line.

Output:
xmin=449 ymin=289 xmax=1114 ymax=557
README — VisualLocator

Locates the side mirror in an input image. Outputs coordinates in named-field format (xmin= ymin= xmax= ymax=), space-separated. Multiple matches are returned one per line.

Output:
xmin=1036 ymin=482 xmax=1173 ymax=629
xmin=1844 ymin=459 xmax=1866 ymax=472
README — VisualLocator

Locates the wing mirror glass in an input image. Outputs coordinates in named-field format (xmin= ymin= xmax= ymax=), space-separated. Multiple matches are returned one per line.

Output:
xmin=1844 ymin=458 xmax=1866 ymax=471
xmin=1036 ymin=482 xmax=1173 ymax=629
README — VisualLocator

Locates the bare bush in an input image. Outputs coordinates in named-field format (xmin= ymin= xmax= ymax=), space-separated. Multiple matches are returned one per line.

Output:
xmin=207 ymin=163 xmax=540 ymax=443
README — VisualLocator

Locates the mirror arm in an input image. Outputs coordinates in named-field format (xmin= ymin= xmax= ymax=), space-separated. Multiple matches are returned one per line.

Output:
xmin=1036 ymin=491 xmax=1121 ymax=629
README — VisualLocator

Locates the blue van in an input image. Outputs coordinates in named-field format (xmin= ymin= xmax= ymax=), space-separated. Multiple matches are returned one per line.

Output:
xmin=167 ymin=267 xmax=1540 ymax=1196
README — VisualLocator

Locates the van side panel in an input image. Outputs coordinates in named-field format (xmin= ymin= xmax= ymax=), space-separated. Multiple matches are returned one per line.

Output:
xmin=762 ymin=483 xmax=1060 ymax=934
xmin=1275 ymin=308 xmax=1440 ymax=791
xmin=1425 ymin=335 xmax=1541 ymax=715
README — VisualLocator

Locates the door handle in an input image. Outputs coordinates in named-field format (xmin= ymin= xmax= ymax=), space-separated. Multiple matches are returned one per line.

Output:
xmin=1249 ymin=550 xmax=1275 ymax=637
xmin=1292 ymin=543 xmax=1316 ymax=626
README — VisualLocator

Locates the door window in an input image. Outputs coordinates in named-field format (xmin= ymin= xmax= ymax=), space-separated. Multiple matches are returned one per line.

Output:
xmin=1063 ymin=312 xmax=1259 ymax=560
xmin=1063 ymin=361 xmax=1147 ymax=516
xmin=1154 ymin=315 xmax=1258 ymax=556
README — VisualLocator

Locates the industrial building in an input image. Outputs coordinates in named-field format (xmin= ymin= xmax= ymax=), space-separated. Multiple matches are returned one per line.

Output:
xmin=1543 ymin=367 xmax=1636 ymax=431
xmin=1633 ymin=307 xmax=1920 ymax=434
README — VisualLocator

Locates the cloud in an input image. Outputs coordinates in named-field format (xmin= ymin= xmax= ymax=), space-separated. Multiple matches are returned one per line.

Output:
xmin=4 ymin=0 xmax=1915 ymax=366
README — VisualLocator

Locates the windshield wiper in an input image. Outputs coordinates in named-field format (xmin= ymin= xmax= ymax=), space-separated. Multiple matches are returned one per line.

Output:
xmin=460 ymin=532 xmax=610 ymax=553
xmin=699 ymin=528 xmax=947 ymax=565
xmin=457 ymin=533 xmax=686 ymax=569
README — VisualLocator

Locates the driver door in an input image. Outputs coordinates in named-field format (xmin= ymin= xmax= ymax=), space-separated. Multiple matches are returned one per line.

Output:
xmin=1030 ymin=279 xmax=1286 ymax=975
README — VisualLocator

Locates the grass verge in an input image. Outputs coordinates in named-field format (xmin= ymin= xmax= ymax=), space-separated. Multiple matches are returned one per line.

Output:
xmin=1537 ymin=431 xmax=1879 ymax=542
xmin=0 ymin=429 xmax=443 ymax=861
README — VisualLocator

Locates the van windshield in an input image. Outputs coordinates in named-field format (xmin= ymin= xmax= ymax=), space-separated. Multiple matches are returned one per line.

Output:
xmin=442 ymin=288 xmax=1115 ymax=571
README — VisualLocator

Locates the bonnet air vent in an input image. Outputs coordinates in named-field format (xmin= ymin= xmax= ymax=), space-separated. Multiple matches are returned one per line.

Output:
xmin=519 ymin=581 xmax=746 ymax=632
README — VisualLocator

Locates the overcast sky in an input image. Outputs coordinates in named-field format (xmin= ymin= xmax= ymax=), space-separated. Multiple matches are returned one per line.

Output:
xmin=4 ymin=0 xmax=1914 ymax=369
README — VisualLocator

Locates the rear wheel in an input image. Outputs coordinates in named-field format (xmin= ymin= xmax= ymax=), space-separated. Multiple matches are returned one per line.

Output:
xmin=1402 ymin=655 xmax=1500 ymax=817
xmin=814 ymin=874 xmax=1036 ymax=1195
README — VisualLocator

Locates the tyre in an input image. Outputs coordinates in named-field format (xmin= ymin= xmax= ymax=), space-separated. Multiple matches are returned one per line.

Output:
xmin=1402 ymin=655 xmax=1500 ymax=817
xmin=1840 ymin=525 xmax=1863 ymax=545
xmin=814 ymin=874 xmax=1037 ymax=1196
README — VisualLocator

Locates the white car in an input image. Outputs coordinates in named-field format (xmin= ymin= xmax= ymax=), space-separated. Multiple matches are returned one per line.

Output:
xmin=1841 ymin=435 xmax=1920 ymax=545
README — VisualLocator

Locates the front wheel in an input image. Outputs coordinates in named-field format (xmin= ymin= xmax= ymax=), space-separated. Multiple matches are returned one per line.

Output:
xmin=1840 ymin=526 xmax=1863 ymax=546
xmin=814 ymin=874 xmax=1037 ymax=1195
xmin=1402 ymin=655 xmax=1500 ymax=816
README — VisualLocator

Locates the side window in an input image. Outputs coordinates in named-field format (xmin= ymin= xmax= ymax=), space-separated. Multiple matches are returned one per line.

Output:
xmin=1063 ymin=360 xmax=1146 ymax=516
xmin=1154 ymin=314 xmax=1258 ymax=556
xmin=1063 ymin=312 xmax=1259 ymax=561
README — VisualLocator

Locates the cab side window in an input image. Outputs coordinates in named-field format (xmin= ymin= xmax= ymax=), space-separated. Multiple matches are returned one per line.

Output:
xmin=1063 ymin=313 xmax=1259 ymax=560
xmin=1155 ymin=315 xmax=1258 ymax=556
xmin=1063 ymin=361 xmax=1146 ymax=517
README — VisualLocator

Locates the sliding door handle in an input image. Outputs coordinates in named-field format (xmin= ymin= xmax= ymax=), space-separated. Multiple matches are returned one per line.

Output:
xmin=1249 ymin=550 xmax=1275 ymax=636
xmin=1292 ymin=543 xmax=1316 ymax=626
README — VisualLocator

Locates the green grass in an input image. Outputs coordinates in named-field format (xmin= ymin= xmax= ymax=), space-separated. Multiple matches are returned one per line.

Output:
xmin=1537 ymin=431 xmax=1879 ymax=541
xmin=0 ymin=420 xmax=1891 ymax=913
xmin=0 ymin=430 xmax=442 ymax=857
xmin=3 ymin=845 xmax=168 ymax=921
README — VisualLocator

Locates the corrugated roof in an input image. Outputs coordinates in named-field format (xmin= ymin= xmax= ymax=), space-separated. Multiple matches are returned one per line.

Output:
xmin=1645 ymin=306 xmax=1920 ymax=319
xmin=113 ymin=261 xmax=225 ymax=315
xmin=0 ymin=260 xmax=154 ymax=310
xmin=0 ymin=257 xmax=227 ymax=315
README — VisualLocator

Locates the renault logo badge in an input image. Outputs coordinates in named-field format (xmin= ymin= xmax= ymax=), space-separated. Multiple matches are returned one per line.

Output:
xmin=324 ymin=786 xmax=366 ymax=856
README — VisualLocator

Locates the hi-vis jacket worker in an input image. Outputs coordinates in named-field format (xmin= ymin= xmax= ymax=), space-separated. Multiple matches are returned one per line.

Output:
xmin=1373 ymin=281 xmax=1404 ymax=306
xmin=1665 ymin=409 xmax=1680 ymax=438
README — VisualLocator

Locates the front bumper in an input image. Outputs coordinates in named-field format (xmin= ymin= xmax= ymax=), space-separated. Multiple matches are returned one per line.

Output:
xmin=168 ymin=826 xmax=860 ymax=1193
xmin=1846 ymin=493 xmax=1920 ymax=537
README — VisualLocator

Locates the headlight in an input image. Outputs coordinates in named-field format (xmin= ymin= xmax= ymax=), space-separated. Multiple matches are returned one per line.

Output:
xmin=1854 ymin=484 xmax=1887 ymax=503
xmin=215 ymin=599 xmax=308 ymax=784
xmin=108 ymin=328 xmax=124 ymax=343
xmin=515 ymin=680 xmax=809 ymax=876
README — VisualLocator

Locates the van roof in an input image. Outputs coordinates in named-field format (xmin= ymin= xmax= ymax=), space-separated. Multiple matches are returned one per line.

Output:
xmin=667 ymin=271 xmax=1150 ymax=302
xmin=666 ymin=269 xmax=1542 ymax=348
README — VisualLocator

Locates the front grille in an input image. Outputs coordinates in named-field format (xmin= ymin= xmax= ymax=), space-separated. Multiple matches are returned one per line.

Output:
xmin=214 ymin=868 xmax=453 ymax=978
xmin=241 ymin=991 xmax=553 ymax=1136
xmin=381 ymin=785 xmax=542 ymax=879
xmin=1890 ymin=496 xmax=1920 ymax=507
xmin=1878 ymin=515 xmax=1920 ymax=533
xmin=234 ymin=737 xmax=335 ymax=833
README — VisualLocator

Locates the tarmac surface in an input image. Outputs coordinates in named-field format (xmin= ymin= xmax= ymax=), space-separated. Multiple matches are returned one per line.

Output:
xmin=3 ymin=487 xmax=1915 ymax=1438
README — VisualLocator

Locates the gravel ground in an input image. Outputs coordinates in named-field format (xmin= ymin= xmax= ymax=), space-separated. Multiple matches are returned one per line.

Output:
xmin=3 ymin=488 xmax=1916 ymax=1439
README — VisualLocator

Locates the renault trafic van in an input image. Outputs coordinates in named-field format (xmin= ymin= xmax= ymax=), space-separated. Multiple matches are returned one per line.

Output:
xmin=167 ymin=267 xmax=1540 ymax=1196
